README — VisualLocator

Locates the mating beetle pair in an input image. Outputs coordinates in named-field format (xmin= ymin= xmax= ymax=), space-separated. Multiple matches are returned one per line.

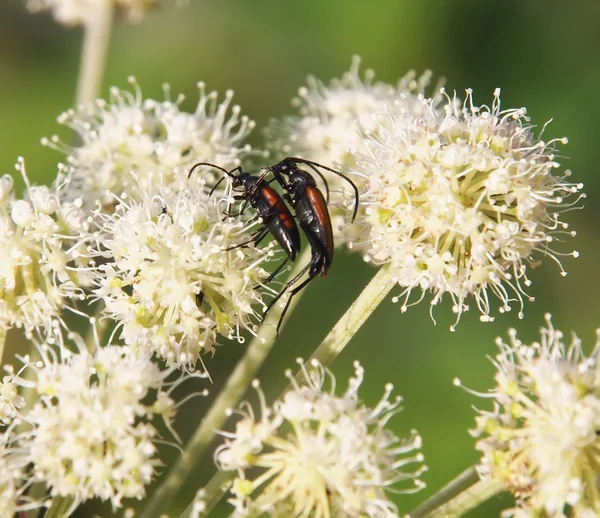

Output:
xmin=188 ymin=157 xmax=359 ymax=334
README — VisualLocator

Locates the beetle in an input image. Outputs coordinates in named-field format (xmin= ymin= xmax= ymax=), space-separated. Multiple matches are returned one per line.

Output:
xmin=262 ymin=157 xmax=359 ymax=333
xmin=188 ymin=162 xmax=302 ymax=285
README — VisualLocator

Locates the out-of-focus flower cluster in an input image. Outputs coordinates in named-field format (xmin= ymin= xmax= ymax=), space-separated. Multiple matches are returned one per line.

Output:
xmin=215 ymin=359 xmax=426 ymax=517
xmin=26 ymin=0 xmax=158 ymax=26
xmin=457 ymin=315 xmax=600 ymax=517
xmin=270 ymin=58 xmax=583 ymax=328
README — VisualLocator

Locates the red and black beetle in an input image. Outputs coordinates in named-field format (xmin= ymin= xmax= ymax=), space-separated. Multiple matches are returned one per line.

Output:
xmin=263 ymin=157 xmax=359 ymax=333
xmin=188 ymin=162 xmax=302 ymax=284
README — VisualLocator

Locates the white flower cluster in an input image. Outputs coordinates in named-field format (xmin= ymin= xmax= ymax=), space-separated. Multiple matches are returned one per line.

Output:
xmin=215 ymin=359 xmax=426 ymax=517
xmin=273 ymin=59 xmax=583 ymax=327
xmin=26 ymin=0 xmax=157 ymax=26
xmin=46 ymin=77 xmax=256 ymax=215
xmin=353 ymin=89 xmax=582 ymax=326
xmin=457 ymin=314 xmax=600 ymax=517
xmin=0 ymin=158 xmax=90 ymax=336
xmin=14 ymin=341 xmax=184 ymax=508
xmin=90 ymin=175 xmax=273 ymax=367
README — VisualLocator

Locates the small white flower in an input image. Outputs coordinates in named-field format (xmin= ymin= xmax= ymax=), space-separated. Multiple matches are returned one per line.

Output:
xmin=26 ymin=0 xmax=157 ymax=26
xmin=90 ymin=174 xmax=273 ymax=368
xmin=0 ymin=158 xmax=91 ymax=336
xmin=456 ymin=314 xmax=600 ymax=517
xmin=14 ymin=332 xmax=203 ymax=509
xmin=349 ymin=89 xmax=582 ymax=327
xmin=46 ymin=77 xmax=256 ymax=215
xmin=215 ymin=359 xmax=426 ymax=517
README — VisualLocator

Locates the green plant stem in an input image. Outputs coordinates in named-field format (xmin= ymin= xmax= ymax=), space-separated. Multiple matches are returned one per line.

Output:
xmin=44 ymin=496 xmax=75 ymax=518
xmin=83 ymin=304 xmax=109 ymax=351
xmin=308 ymin=262 xmax=395 ymax=367
xmin=408 ymin=466 xmax=505 ymax=518
xmin=139 ymin=249 xmax=312 ymax=518
xmin=199 ymin=263 xmax=398 ymax=515
xmin=178 ymin=471 xmax=232 ymax=518
xmin=0 ymin=326 xmax=6 ymax=365
xmin=75 ymin=3 xmax=114 ymax=106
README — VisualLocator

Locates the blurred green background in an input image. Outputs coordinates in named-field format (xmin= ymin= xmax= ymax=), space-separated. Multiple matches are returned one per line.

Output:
xmin=1 ymin=0 xmax=599 ymax=516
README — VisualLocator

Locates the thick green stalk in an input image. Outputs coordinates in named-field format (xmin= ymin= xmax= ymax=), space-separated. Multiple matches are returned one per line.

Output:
xmin=308 ymin=263 xmax=395 ymax=367
xmin=0 ymin=326 xmax=6 ymax=366
xmin=139 ymin=249 xmax=311 ymax=518
xmin=75 ymin=3 xmax=113 ymax=106
xmin=408 ymin=466 xmax=505 ymax=518
xmin=44 ymin=496 xmax=75 ymax=518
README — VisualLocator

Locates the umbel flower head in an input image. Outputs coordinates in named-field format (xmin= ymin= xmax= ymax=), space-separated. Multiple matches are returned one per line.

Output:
xmin=46 ymin=77 xmax=256 ymax=214
xmin=26 ymin=0 xmax=157 ymax=26
xmin=215 ymin=359 xmax=426 ymax=517
xmin=456 ymin=314 xmax=600 ymax=517
xmin=266 ymin=56 xmax=442 ymax=236
xmin=90 ymin=173 xmax=273 ymax=368
xmin=347 ymin=89 xmax=582 ymax=327
xmin=13 ymin=329 xmax=202 ymax=509
xmin=0 ymin=158 xmax=90 ymax=336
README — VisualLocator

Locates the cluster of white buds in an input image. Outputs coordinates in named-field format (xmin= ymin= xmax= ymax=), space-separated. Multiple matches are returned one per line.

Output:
xmin=215 ymin=359 xmax=426 ymax=517
xmin=26 ymin=0 xmax=158 ymax=26
xmin=0 ymin=158 xmax=91 ymax=336
xmin=456 ymin=314 xmax=600 ymax=517
xmin=46 ymin=77 xmax=257 ymax=216
xmin=89 ymin=173 xmax=274 ymax=367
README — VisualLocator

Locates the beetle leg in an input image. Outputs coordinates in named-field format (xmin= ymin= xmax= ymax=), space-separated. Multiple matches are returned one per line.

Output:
xmin=222 ymin=199 xmax=250 ymax=220
xmin=263 ymin=256 xmax=290 ymax=284
xmin=224 ymin=227 xmax=270 ymax=251
xmin=262 ymin=260 xmax=312 ymax=321
xmin=275 ymin=275 xmax=315 ymax=335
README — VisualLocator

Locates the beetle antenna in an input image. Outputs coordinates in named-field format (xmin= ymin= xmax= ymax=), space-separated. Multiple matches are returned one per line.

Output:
xmin=189 ymin=163 xmax=243 ymax=198
xmin=188 ymin=162 xmax=231 ymax=179
xmin=208 ymin=176 xmax=227 ymax=197
xmin=287 ymin=157 xmax=359 ymax=222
